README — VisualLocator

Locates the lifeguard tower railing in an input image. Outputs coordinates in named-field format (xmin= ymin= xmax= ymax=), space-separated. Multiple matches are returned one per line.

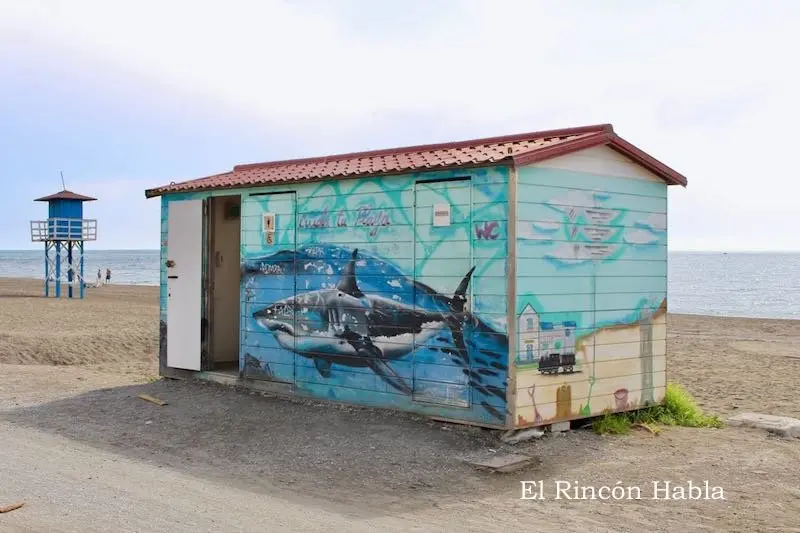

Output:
xmin=30 ymin=218 xmax=98 ymax=242
xmin=30 ymin=218 xmax=97 ymax=298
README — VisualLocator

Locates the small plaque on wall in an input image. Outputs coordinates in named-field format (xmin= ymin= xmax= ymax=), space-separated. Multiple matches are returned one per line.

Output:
xmin=433 ymin=204 xmax=451 ymax=227
xmin=263 ymin=212 xmax=275 ymax=245
xmin=262 ymin=213 xmax=275 ymax=232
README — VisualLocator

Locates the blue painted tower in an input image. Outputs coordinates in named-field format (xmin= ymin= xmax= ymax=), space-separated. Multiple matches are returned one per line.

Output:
xmin=30 ymin=190 xmax=98 ymax=298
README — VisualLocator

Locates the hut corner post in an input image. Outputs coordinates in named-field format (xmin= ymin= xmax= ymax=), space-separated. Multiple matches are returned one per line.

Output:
xmin=505 ymin=164 xmax=519 ymax=430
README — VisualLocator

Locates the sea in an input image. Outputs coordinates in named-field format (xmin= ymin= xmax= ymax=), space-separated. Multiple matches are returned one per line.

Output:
xmin=0 ymin=250 xmax=798 ymax=320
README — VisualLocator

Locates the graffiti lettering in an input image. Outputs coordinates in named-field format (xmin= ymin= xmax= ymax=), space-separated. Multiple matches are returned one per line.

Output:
xmin=298 ymin=207 xmax=391 ymax=237
xmin=299 ymin=209 xmax=332 ymax=230
xmin=355 ymin=206 xmax=391 ymax=237
xmin=474 ymin=221 xmax=500 ymax=240
xmin=259 ymin=264 xmax=284 ymax=275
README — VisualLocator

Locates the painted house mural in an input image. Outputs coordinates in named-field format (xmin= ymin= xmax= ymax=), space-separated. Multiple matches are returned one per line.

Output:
xmin=147 ymin=124 xmax=686 ymax=430
xmin=514 ymin=147 xmax=669 ymax=427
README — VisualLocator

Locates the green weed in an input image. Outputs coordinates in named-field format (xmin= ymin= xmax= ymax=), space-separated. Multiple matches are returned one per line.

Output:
xmin=592 ymin=382 xmax=723 ymax=435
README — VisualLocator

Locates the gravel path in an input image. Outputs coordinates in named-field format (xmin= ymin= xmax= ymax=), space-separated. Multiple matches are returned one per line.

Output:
xmin=2 ymin=364 xmax=799 ymax=533
xmin=1 ymin=424 xmax=406 ymax=533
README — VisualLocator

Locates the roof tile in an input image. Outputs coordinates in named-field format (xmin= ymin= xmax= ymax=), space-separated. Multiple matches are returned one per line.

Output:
xmin=145 ymin=123 xmax=687 ymax=197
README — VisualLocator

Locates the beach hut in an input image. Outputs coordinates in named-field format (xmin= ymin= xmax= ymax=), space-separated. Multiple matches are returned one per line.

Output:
xmin=144 ymin=124 xmax=687 ymax=429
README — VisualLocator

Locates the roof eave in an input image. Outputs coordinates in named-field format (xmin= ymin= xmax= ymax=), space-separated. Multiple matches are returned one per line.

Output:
xmin=34 ymin=194 xmax=98 ymax=202
xmin=145 ymin=172 xmax=234 ymax=199
xmin=512 ymin=132 xmax=688 ymax=187
xmin=512 ymin=131 xmax=612 ymax=167
xmin=607 ymin=135 xmax=688 ymax=187
xmin=144 ymin=187 xmax=165 ymax=199
xmin=143 ymin=160 xmax=515 ymax=199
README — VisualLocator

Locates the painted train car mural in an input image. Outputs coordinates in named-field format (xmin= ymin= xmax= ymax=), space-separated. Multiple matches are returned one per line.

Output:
xmin=234 ymin=168 xmax=510 ymax=425
xmin=513 ymin=159 xmax=668 ymax=427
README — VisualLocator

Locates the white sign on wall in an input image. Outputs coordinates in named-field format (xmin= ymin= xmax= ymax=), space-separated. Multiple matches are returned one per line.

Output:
xmin=433 ymin=204 xmax=451 ymax=227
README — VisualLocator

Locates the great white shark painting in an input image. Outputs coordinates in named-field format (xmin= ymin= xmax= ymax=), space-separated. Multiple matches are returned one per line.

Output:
xmin=241 ymin=245 xmax=509 ymax=422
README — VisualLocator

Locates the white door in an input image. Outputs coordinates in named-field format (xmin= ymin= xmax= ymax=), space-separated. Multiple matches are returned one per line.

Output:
xmin=166 ymin=199 xmax=203 ymax=370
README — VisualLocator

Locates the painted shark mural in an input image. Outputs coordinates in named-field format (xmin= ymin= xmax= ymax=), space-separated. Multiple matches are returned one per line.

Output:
xmin=252 ymin=248 xmax=476 ymax=393
xmin=241 ymin=245 xmax=509 ymax=422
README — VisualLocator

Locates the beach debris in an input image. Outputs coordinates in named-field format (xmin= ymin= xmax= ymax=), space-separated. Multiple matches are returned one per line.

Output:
xmin=500 ymin=428 xmax=545 ymax=444
xmin=728 ymin=412 xmax=800 ymax=438
xmin=462 ymin=452 xmax=535 ymax=473
xmin=633 ymin=422 xmax=660 ymax=435
xmin=138 ymin=393 xmax=168 ymax=406
xmin=0 ymin=502 xmax=25 ymax=513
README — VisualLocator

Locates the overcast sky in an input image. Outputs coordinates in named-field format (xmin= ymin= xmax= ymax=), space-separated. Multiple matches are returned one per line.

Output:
xmin=1 ymin=0 xmax=798 ymax=251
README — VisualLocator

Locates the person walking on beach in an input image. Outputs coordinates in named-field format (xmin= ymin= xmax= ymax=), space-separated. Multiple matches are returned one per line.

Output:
xmin=105 ymin=268 xmax=111 ymax=285
xmin=96 ymin=268 xmax=102 ymax=288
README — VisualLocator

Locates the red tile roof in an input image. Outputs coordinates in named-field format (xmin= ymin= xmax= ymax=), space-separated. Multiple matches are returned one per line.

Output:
xmin=144 ymin=124 xmax=687 ymax=198
xmin=35 ymin=190 xmax=97 ymax=202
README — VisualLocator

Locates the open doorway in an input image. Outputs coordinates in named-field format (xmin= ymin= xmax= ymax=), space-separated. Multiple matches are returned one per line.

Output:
xmin=207 ymin=195 xmax=241 ymax=373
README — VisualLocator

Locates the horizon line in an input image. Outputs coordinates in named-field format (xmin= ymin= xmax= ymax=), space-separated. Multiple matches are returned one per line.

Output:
xmin=1 ymin=248 xmax=799 ymax=253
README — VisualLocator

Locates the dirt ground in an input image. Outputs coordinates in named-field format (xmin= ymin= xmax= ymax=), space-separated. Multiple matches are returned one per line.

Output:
xmin=0 ymin=278 xmax=798 ymax=533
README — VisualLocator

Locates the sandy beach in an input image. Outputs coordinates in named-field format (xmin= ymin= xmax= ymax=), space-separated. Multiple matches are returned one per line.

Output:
xmin=1 ymin=276 xmax=799 ymax=532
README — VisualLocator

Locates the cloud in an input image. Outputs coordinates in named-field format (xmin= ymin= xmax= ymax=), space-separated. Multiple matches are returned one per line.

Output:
xmin=4 ymin=0 xmax=793 ymax=126
xmin=2 ymin=0 xmax=799 ymax=250
xmin=624 ymin=229 xmax=660 ymax=245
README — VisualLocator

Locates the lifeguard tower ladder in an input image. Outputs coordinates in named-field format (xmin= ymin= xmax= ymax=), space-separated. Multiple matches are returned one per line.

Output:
xmin=30 ymin=190 xmax=97 ymax=298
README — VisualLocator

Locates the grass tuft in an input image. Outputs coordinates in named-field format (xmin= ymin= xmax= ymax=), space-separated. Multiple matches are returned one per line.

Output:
xmin=593 ymin=412 xmax=634 ymax=435
xmin=592 ymin=382 xmax=723 ymax=435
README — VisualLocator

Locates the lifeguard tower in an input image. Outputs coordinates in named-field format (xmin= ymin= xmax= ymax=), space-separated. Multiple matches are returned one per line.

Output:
xmin=30 ymin=189 xmax=97 ymax=298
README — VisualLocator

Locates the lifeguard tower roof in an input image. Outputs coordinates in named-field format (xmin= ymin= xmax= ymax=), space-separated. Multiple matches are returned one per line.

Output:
xmin=34 ymin=190 xmax=97 ymax=202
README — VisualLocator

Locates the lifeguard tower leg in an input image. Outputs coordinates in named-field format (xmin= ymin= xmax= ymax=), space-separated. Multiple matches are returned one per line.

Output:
xmin=44 ymin=242 xmax=49 ymax=297
xmin=67 ymin=242 xmax=73 ymax=298
xmin=79 ymin=241 xmax=85 ymax=299
xmin=55 ymin=242 xmax=61 ymax=298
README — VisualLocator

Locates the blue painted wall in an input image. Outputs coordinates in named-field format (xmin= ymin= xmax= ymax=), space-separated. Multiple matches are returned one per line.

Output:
xmin=46 ymin=199 xmax=85 ymax=240
xmin=513 ymin=164 xmax=668 ymax=427
xmin=160 ymin=166 xmax=510 ymax=425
